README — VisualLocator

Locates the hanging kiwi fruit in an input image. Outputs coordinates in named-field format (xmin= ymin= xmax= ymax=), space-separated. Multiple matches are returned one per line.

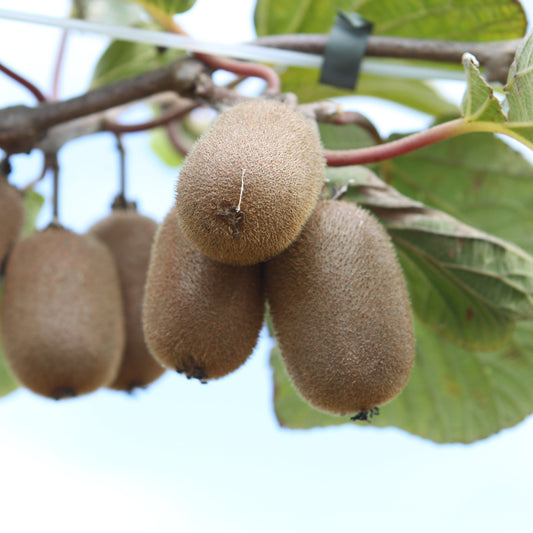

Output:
xmin=89 ymin=204 xmax=165 ymax=392
xmin=0 ymin=163 xmax=24 ymax=270
xmin=1 ymin=223 xmax=125 ymax=399
xmin=142 ymin=207 xmax=265 ymax=382
xmin=265 ymin=199 xmax=415 ymax=419
xmin=175 ymin=99 xmax=326 ymax=265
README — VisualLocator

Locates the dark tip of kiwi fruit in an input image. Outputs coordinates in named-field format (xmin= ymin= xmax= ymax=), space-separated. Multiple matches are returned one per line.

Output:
xmin=350 ymin=407 xmax=380 ymax=423
xmin=52 ymin=387 xmax=78 ymax=401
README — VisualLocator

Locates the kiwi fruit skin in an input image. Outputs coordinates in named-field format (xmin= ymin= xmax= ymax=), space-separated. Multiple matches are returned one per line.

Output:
xmin=89 ymin=209 xmax=165 ymax=392
xmin=142 ymin=207 xmax=265 ymax=381
xmin=0 ymin=225 xmax=125 ymax=399
xmin=175 ymin=100 xmax=326 ymax=266
xmin=265 ymin=200 xmax=415 ymax=416
xmin=0 ymin=177 xmax=24 ymax=267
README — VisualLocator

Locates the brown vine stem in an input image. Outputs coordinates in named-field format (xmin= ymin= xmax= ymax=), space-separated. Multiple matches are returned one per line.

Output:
xmin=324 ymin=118 xmax=466 ymax=166
xmin=0 ymin=62 xmax=47 ymax=103
xmin=253 ymin=34 xmax=520 ymax=84
xmin=145 ymin=5 xmax=281 ymax=94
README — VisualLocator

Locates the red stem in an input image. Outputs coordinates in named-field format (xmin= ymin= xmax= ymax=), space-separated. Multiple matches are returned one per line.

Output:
xmin=195 ymin=53 xmax=281 ymax=94
xmin=325 ymin=119 xmax=465 ymax=166
xmin=106 ymin=102 xmax=199 ymax=134
xmin=0 ymin=62 xmax=47 ymax=103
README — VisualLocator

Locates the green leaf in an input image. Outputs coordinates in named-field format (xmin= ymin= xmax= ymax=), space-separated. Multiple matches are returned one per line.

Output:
xmin=462 ymin=54 xmax=506 ymax=123
xmin=129 ymin=0 xmax=196 ymax=15
xmin=382 ymin=132 xmax=533 ymax=254
xmin=149 ymin=127 xmax=185 ymax=167
xmin=280 ymin=67 xmax=459 ymax=116
xmin=504 ymin=31 xmax=533 ymax=147
xmin=318 ymin=122 xmax=376 ymax=150
xmin=0 ymin=286 xmax=18 ymax=398
xmin=327 ymin=168 xmax=533 ymax=349
xmin=21 ymin=189 xmax=45 ymax=238
xmin=255 ymin=0 xmax=526 ymax=40
xmin=351 ymin=0 xmax=526 ymax=40
xmin=271 ymin=318 xmax=533 ymax=443
xmin=91 ymin=39 xmax=183 ymax=89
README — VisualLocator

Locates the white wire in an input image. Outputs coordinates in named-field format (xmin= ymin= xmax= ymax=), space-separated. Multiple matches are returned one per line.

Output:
xmin=0 ymin=7 xmax=466 ymax=81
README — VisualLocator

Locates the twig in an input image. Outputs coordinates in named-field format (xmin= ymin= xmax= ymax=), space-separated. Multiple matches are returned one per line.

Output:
xmin=0 ymin=57 xmax=215 ymax=154
xmin=324 ymin=119 xmax=465 ymax=166
xmin=253 ymin=34 xmax=520 ymax=84
xmin=0 ymin=62 xmax=47 ymax=103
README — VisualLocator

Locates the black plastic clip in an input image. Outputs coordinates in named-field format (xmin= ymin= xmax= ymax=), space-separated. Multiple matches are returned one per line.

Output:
xmin=319 ymin=11 xmax=373 ymax=90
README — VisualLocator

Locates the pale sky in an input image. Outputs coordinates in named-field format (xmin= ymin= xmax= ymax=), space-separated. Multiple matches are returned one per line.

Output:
xmin=1 ymin=1 xmax=533 ymax=532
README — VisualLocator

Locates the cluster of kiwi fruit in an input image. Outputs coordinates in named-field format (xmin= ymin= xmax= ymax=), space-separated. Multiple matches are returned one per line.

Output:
xmin=1 ymin=98 xmax=415 ymax=418
xmin=144 ymin=99 xmax=416 ymax=419
xmin=0 ymin=175 xmax=165 ymax=398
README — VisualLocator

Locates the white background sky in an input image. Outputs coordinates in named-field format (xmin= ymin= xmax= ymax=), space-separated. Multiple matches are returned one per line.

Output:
xmin=1 ymin=1 xmax=533 ymax=532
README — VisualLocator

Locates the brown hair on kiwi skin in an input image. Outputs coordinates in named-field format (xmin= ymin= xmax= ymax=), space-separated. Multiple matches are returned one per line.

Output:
xmin=175 ymin=99 xmax=326 ymax=266
xmin=265 ymin=199 xmax=415 ymax=417
xmin=0 ymin=176 xmax=24 ymax=268
xmin=142 ymin=207 xmax=265 ymax=381
xmin=0 ymin=224 xmax=125 ymax=399
xmin=89 ymin=208 xmax=165 ymax=392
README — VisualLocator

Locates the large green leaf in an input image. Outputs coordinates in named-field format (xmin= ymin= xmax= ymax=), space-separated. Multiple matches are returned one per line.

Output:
xmin=271 ymin=318 xmax=533 ymax=443
xmin=91 ymin=39 xmax=184 ymax=89
xmin=326 ymin=167 xmax=533 ymax=349
xmin=281 ymin=66 xmax=459 ymax=116
xmin=381 ymin=132 xmax=533 ymax=254
xmin=255 ymin=0 xmax=527 ymax=39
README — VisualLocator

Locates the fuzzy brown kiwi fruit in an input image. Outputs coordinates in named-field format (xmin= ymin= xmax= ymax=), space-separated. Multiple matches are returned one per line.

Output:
xmin=142 ymin=207 xmax=264 ymax=381
xmin=0 ymin=176 xmax=24 ymax=268
xmin=265 ymin=200 xmax=415 ymax=417
xmin=0 ymin=225 xmax=125 ymax=399
xmin=89 ymin=208 xmax=165 ymax=392
xmin=175 ymin=99 xmax=326 ymax=266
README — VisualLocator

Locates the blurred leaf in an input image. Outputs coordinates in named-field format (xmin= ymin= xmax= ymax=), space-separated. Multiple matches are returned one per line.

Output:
xmin=504 ymin=31 xmax=533 ymax=148
xmin=318 ymin=121 xmax=377 ymax=150
xmin=21 ymin=190 xmax=45 ymax=238
xmin=149 ymin=127 xmax=185 ymax=167
xmin=326 ymin=168 xmax=533 ymax=349
xmin=271 ymin=318 xmax=533 ymax=443
xmin=281 ymin=67 xmax=459 ymax=117
xmin=255 ymin=0 xmax=526 ymax=39
xmin=129 ymin=0 xmax=196 ymax=15
xmin=91 ymin=39 xmax=183 ymax=89
xmin=72 ymin=0 xmax=145 ymax=25
xmin=353 ymin=0 xmax=527 ymax=39
xmin=0 ymin=287 xmax=18 ymax=398
xmin=462 ymin=54 xmax=506 ymax=123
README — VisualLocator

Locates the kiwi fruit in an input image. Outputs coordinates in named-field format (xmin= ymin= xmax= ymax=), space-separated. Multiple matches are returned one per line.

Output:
xmin=143 ymin=207 xmax=265 ymax=381
xmin=265 ymin=200 xmax=415 ymax=417
xmin=0 ymin=225 xmax=125 ymax=399
xmin=0 ymin=176 xmax=24 ymax=268
xmin=175 ymin=99 xmax=326 ymax=265
xmin=89 ymin=208 xmax=165 ymax=392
